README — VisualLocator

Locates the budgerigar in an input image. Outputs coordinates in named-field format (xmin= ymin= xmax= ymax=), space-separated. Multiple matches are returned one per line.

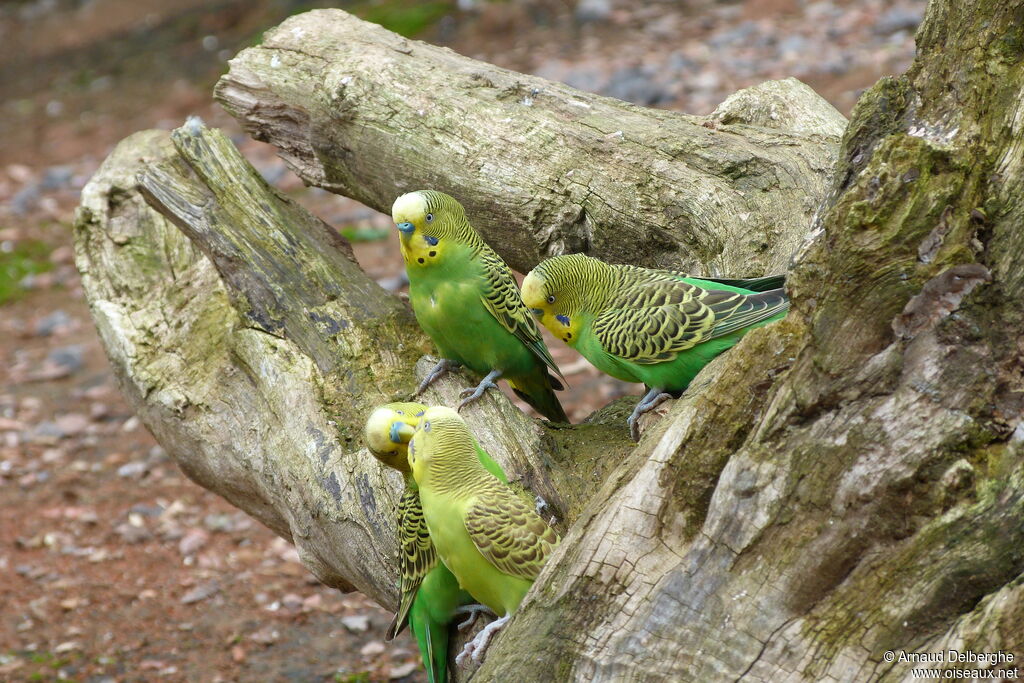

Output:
xmin=407 ymin=406 xmax=560 ymax=664
xmin=391 ymin=190 xmax=568 ymax=422
xmin=364 ymin=403 xmax=507 ymax=682
xmin=521 ymin=253 xmax=790 ymax=439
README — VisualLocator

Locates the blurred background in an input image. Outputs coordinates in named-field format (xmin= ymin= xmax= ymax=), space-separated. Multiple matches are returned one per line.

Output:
xmin=0 ymin=0 xmax=923 ymax=680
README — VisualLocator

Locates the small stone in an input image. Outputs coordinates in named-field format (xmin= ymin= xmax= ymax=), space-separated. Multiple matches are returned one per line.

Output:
xmin=54 ymin=413 xmax=89 ymax=436
xmin=41 ymin=167 xmax=74 ymax=191
xmin=117 ymin=462 xmax=147 ymax=479
xmin=53 ymin=640 xmax=82 ymax=653
xmin=202 ymin=513 xmax=234 ymax=532
xmin=130 ymin=503 xmax=164 ymax=517
xmin=874 ymin=6 xmax=924 ymax=35
xmin=388 ymin=662 xmax=419 ymax=679
xmin=340 ymin=615 xmax=370 ymax=633
xmin=181 ymin=579 xmax=220 ymax=604
xmin=0 ymin=418 xmax=26 ymax=431
xmin=360 ymin=640 xmax=386 ymax=657
xmin=281 ymin=593 xmax=304 ymax=612
xmin=59 ymin=598 xmax=86 ymax=611
xmin=178 ymin=529 xmax=209 ymax=556
xmin=47 ymin=345 xmax=84 ymax=373
xmin=114 ymin=522 xmax=152 ymax=544
xmin=249 ymin=626 xmax=280 ymax=645
xmin=33 ymin=310 xmax=71 ymax=336
xmin=575 ymin=0 xmax=612 ymax=23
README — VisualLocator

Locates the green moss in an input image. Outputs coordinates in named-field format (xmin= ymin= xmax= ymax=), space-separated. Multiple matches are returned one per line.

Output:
xmin=0 ymin=239 xmax=53 ymax=305
xmin=352 ymin=1 xmax=452 ymax=37
xmin=337 ymin=225 xmax=390 ymax=242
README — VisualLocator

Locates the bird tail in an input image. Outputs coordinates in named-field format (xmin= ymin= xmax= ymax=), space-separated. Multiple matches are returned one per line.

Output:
xmin=411 ymin=615 xmax=447 ymax=683
xmin=509 ymin=370 xmax=569 ymax=423
xmin=695 ymin=274 xmax=786 ymax=292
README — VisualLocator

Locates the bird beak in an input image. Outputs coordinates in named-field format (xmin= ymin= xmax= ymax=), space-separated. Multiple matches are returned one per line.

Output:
xmin=389 ymin=421 xmax=416 ymax=444
xmin=396 ymin=222 xmax=415 ymax=234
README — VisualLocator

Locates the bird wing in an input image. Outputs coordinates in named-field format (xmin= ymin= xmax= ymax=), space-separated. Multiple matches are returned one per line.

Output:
xmin=592 ymin=272 xmax=788 ymax=364
xmin=387 ymin=487 xmax=438 ymax=640
xmin=464 ymin=485 xmax=559 ymax=581
xmin=477 ymin=246 xmax=565 ymax=384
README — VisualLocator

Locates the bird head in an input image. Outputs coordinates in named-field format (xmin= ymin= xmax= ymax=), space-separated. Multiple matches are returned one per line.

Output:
xmin=363 ymin=402 xmax=427 ymax=473
xmin=522 ymin=254 xmax=595 ymax=346
xmin=407 ymin=406 xmax=474 ymax=484
xmin=391 ymin=190 xmax=470 ymax=269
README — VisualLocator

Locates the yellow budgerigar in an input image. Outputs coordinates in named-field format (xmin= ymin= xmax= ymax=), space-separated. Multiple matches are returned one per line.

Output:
xmin=407 ymin=406 xmax=560 ymax=664
xmin=392 ymin=190 xmax=567 ymax=422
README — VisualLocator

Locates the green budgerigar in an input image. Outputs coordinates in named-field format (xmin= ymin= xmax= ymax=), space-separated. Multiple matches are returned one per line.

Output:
xmin=364 ymin=403 xmax=507 ymax=683
xmin=407 ymin=406 xmax=560 ymax=664
xmin=391 ymin=190 xmax=568 ymax=422
xmin=521 ymin=253 xmax=790 ymax=439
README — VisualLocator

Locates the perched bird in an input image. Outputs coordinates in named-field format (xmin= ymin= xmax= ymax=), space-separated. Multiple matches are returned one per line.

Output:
xmin=364 ymin=403 xmax=507 ymax=683
xmin=391 ymin=190 xmax=568 ymax=422
xmin=408 ymin=407 xmax=560 ymax=664
xmin=521 ymin=254 xmax=790 ymax=439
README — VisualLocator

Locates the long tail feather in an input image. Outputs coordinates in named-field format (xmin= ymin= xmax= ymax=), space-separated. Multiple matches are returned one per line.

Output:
xmin=510 ymin=372 xmax=569 ymax=422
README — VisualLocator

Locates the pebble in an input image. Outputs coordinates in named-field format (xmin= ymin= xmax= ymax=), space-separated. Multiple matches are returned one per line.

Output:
xmin=874 ymin=6 xmax=923 ymax=34
xmin=388 ymin=662 xmax=419 ymax=679
xmin=47 ymin=344 xmax=85 ymax=373
xmin=54 ymin=413 xmax=89 ymax=436
xmin=180 ymin=579 xmax=220 ymax=604
xmin=34 ymin=310 xmax=71 ymax=336
xmin=340 ymin=615 xmax=370 ymax=633
xmin=40 ymin=166 xmax=74 ymax=190
xmin=114 ymin=522 xmax=153 ymax=544
xmin=178 ymin=529 xmax=209 ymax=556
xmin=575 ymin=0 xmax=612 ymax=23
xmin=117 ymin=461 xmax=148 ymax=479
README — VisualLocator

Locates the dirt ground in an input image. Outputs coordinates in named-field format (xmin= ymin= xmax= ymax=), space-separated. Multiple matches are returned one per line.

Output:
xmin=1 ymin=0 xmax=924 ymax=680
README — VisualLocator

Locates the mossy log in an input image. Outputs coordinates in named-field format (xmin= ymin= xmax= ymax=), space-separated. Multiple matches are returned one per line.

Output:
xmin=74 ymin=0 xmax=1024 ymax=680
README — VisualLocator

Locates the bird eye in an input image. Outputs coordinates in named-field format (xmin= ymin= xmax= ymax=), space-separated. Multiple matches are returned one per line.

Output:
xmin=546 ymin=295 xmax=555 ymax=304
xmin=426 ymin=213 xmax=434 ymax=222
xmin=422 ymin=421 xmax=431 ymax=432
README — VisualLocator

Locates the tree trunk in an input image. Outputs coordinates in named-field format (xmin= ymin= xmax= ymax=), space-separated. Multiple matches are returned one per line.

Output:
xmin=73 ymin=1 xmax=1023 ymax=681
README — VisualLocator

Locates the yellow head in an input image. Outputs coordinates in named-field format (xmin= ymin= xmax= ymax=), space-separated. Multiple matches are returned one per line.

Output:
xmin=363 ymin=402 xmax=427 ymax=474
xmin=521 ymin=256 xmax=593 ymax=347
xmin=391 ymin=190 xmax=473 ymax=270
xmin=407 ymin=406 xmax=478 ymax=488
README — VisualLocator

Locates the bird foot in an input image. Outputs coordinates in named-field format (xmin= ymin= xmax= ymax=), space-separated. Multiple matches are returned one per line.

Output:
xmin=627 ymin=389 xmax=673 ymax=441
xmin=455 ymin=614 xmax=511 ymax=666
xmin=456 ymin=370 xmax=502 ymax=411
xmin=453 ymin=604 xmax=496 ymax=632
xmin=413 ymin=359 xmax=460 ymax=397
xmin=534 ymin=495 xmax=550 ymax=517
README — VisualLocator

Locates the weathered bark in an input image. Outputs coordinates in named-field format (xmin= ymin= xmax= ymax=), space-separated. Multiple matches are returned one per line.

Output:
xmin=214 ymin=9 xmax=845 ymax=276
xmin=73 ymin=0 xmax=1024 ymax=681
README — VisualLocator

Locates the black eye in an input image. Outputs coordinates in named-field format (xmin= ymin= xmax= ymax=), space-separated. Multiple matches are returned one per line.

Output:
xmin=546 ymin=295 xmax=555 ymax=304
xmin=426 ymin=213 xmax=434 ymax=222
